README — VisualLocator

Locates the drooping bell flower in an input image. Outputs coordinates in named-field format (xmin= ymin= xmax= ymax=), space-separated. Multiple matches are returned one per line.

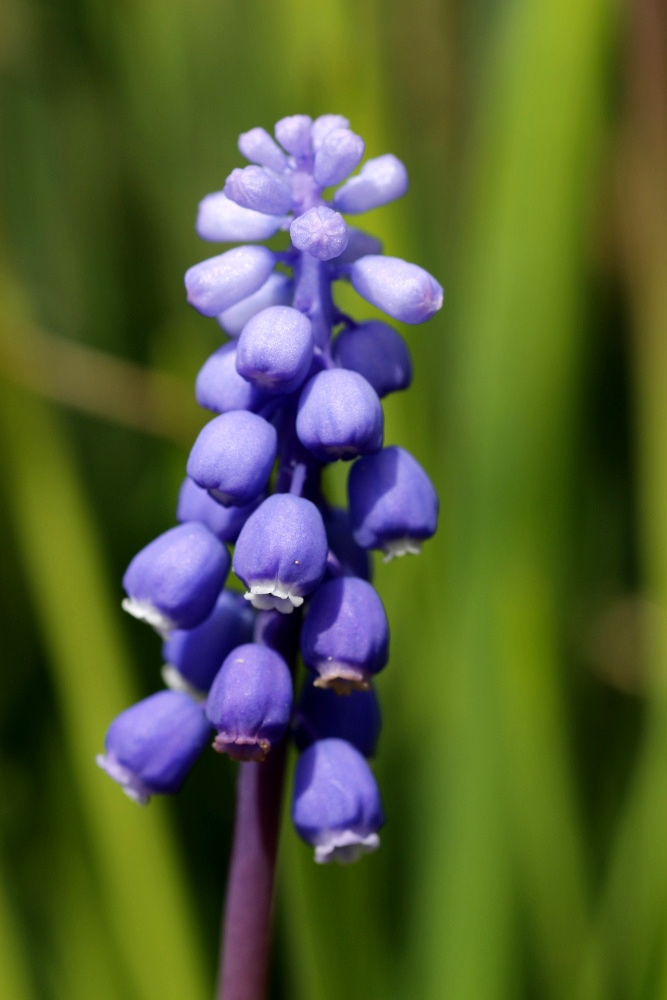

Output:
xmin=235 ymin=305 xmax=314 ymax=394
xmin=205 ymin=643 xmax=293 ymax=761
xmin=300 ymin=576 xmax=389 ymax=692
xmin=186 ymin=410 xmax=277 ymax=507
xmin=296 ymin=369 xmax=383 ymax=462
xmin=97 ymin=691 xmax=212 ymax=805
xmin=122 ymin=523 xmax=230 ymax=634
xmin=233 ymin=493 xmax=328 ymax=613
xmin=292 ymin=738 xmax=384 ymax=864
xmin=348 ymin=445 xmax=439 ymax=560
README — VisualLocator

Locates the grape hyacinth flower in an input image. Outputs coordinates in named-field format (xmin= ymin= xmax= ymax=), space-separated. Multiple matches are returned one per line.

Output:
xmin=99 ymin=114 xmax=441 ymax=1000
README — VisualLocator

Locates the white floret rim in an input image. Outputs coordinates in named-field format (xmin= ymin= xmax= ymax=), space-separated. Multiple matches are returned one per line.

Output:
xmin=96 ymin=752 xmax=151 ymax=806
xmin=381 ymin=537 xmax=422 ymax=562
xmin=314 ymin=829 xmax=380 ymax=865
xmin=243 ymin=581 xmax=304 ymax=615
xmin=121 ymin=597 xmax=174 ymax=638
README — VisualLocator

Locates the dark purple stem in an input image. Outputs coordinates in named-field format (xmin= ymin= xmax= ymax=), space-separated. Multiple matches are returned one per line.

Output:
xmin=216 ymin=739 xmax=288 ymax=1000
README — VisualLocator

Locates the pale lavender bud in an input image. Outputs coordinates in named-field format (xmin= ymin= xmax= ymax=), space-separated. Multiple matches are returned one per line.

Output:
xmin=348 ymin=446 xmax=439 ymax=560
xmin=224 ymin=166 xmax=293 ymax=216
xmin=290 ymin=206 xmax=349 ymax=261
xmin=296 ymin=369 xmax=383 ymax=462
xmin=97 ymin=691 xmax=211 ymax=804
xmin=195 ymin=343 xmax=267 ymax=414
xmin=333 ymin=320 xmax=412 ymax=398
xmin=236 ymin=305 xmax=314 ymax=394
xmin=274 ymin=115 xmax=313 ymax=157
xmin=187 ymin=411 xmax=277 ymax=507
xmin=206 ymin=643 xmax=293 ymax=761
xmin=218 ymin=272 xmax=293 ymax=338
xmin=185 ymin=246 xmax=276 ymax=318
xmin=350 ymin=255 xmax=443 ymax=324
xmin=333 ymin=154 xmax=409 ymax=214
xmin=311 ymin=115 xmax=350 ymax=150
xmin=313 ymin=129 xmax=365 ymax=188
xmin=292 ymin=738 xmax=384 ymax=864
xmin=176 ymin=478 xmax=261 ymax=544
xmin=233 ymin=494 xmax=328 ymax=613
xmin=238 ymin=127 xmax=289 ymax=173
xmin=300 ymin=577 xmax=389 ymax=692
xmin=196 ymin=192 xmax=286 ymax=243
xmin=122 ymin=523 xmax=230 ymax=634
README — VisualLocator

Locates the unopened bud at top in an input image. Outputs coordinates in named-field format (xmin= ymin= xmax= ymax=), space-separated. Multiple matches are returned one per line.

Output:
xmin=224 ymin=166 xmax=293 ymax=216
xmin=333 ymin=154 xmax=408 ymax=214
xmin=238 ymin=127 xmax=289 ymax=174
xmin=196 ymin=192 xmax=286 ymax=243
xmin=313 ymin=129 xmax=365 ymax=188
xmin=185 ymin=246 xmax=276 ymax=317
xmin=350 ymin=255 xmax=443 ymax=324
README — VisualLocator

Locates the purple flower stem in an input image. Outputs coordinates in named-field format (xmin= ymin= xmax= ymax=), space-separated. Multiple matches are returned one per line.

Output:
xmin=217 ymin=737 xmax=288 ymax=1000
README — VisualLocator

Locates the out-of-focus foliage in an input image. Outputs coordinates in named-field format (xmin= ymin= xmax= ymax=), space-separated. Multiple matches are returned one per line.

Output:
xmin=2 ymin=0 xmax=666 ymax=997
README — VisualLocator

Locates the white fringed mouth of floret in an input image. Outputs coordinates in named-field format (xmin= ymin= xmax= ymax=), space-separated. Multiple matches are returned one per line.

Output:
xmin=243 ymin=580 xmax=305 ymax=614
xmin=121 ymin=597 xmax=175 ymax=638
xmin=381 ymin=537 xmax=422 ymax=562
xmin=313 ymin=829 xmax=380 ymax=865
xmin=96 ymin=752 xmax=151 ymax=806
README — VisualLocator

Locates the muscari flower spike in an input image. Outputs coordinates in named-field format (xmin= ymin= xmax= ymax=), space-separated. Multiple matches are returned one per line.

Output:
xmin=100 ymin=113 xmax=442 ymax=866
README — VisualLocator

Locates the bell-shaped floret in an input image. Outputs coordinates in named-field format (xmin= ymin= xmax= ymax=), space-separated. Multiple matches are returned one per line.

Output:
xmin=236 ymin=306 xmax=314 ymax=394
xmin=275 ymin=114 xmax=313 ymax=157
xmin=206 ymin=643 xmax=293 ymax=761
xmin=187 ymin=411 xmax=277 ymax=507
xmin=196 ymin=192 xmax=286 ymax=243
xmin=350 ymin=255 xmax=443 ymax=324
xmin=290 ymin=206 xmax=348 ymax=261
xmin=122 ymin=523 xmax=229 ymax=634
xmin=293 ymin=679 xmax=381 ymax=758
xmin=322 ymin=506 xmax=371 ymax=581
xmin=348 ymin=446 xmax=439 ymax=559
xmin=311 ymin=115 xmax=350 ymax=150
xmin=218 ymin=272 xmax=292 ymax=338
xmin=292 ymin=738 xmax=384 ymax=864
xmin=185 ymin=246 xmax=276 ymax=318
xmin=337 ymin=228 xmax=383 ymax=264
xmin=313 ymin=128 xmax=365 ymax=188
xmin=238 ymin=127 xmax=289 ymax=173
xmin=233 ymin=494 xmax=328 ymax=613
xmin=333 ymin=154 xmax=408 ymax=214
xmin=176 ymin=479 xmax=262 ymax=545
xmin=195 ymin=343 xmax=268 ymax=414
xmin=96 ymin=691 xmax=211 ymax=804
xmin=301 ymin=577 xmax=389 ymax=692
xmin=162 ymin=591 xmax=255 ymax=697
xmin=333 ymin=321 xmax=412 ymax=398
xmin=296 ymin=369 xmax=383 ymax=462
xmin=224 ymin=166 xmax=293 ymax=216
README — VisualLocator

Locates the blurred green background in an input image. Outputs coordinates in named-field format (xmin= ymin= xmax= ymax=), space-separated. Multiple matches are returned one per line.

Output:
xmin=2 ymin=0 xmax=667 ymax=997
